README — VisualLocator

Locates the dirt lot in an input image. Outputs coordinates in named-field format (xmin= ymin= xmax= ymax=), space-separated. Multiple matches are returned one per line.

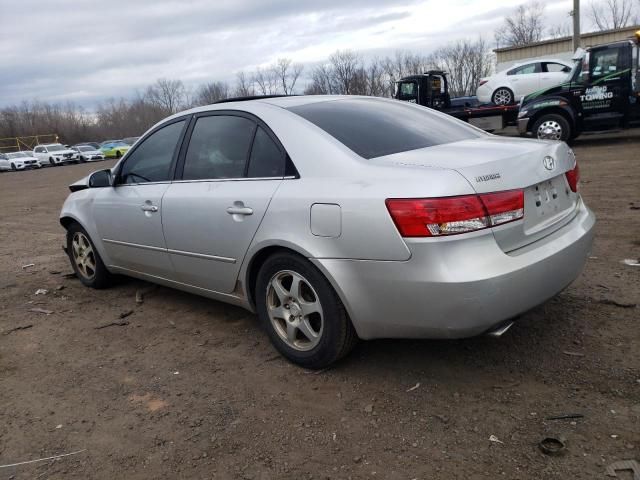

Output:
xmin=0 ymin=133 xmax=639 ymax=479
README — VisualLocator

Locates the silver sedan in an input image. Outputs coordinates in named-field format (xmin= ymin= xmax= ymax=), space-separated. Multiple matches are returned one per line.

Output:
xmin=60 ymin=96 xmax=595 ymax=368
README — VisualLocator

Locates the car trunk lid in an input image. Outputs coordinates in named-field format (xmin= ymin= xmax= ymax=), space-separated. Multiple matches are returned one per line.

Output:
xmin=372 ymin=137 xmax=580 ymax=252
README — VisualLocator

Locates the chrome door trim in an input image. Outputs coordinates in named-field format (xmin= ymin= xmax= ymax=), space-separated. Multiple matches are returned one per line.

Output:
xmin=171 ymin=176 xmax=295 ymax=184
xmin=103 ymin=238 xmax=166 ymax=252
xmin=167 ymin=248 xmax=236 ymax=264
xmin=103 ymin=238 xmax=236 ymax=264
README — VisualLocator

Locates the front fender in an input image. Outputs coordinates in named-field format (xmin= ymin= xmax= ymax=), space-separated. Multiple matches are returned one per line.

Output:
xmin=520 ymin=97 xmax=576 ymax=131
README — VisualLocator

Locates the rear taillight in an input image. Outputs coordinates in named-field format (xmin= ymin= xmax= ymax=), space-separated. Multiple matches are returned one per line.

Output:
xmin=386 ymin=190 xmax=524 ymax=237
xmin=565 ymin=163 xmax=579 ymax=193
xmin=479 ymin=80 xmax=488 ymax=86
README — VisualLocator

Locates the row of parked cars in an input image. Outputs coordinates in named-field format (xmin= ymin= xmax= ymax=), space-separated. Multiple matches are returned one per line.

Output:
xmin=0 ymin=138 xmax=139 ymax=172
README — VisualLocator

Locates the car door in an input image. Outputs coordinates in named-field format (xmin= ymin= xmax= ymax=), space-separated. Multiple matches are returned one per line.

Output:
xmin=541 ymin=62 xmax=571 ymax=89
xmin=0 ymin=154 xmax=9 ymax=170
xmin=33 ymin=146 xmax=46 ymax=163
xmin=507 ymin=63 xmax=541 ymax=98
xmin=92 ymin=118 xmax=188 ymax=278
xmin=583 ymin=44 xmax=631 ymax=115
xmin=161 ymin=112 xmax=287 ymax=293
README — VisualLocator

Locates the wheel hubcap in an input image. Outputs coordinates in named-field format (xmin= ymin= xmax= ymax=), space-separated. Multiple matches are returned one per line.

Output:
xmin=266 ymin=270 xmax=324 ymax=351
xmin=494 ymin=89 xmax=512 ymax=105
xmin=71 ymin=232 xmax=97 ymax=280
xmin=537 ymin=120 xmax=563 ymax=141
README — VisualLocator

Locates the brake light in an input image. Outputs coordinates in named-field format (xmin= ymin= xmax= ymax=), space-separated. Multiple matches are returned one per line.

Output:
xmin=386 ymin=190 xmax=524 ymax=237
xmin=479 ymin=80 xmax=488 ymax=86
xmin=565 ymin=163 xmax=580 ymax=192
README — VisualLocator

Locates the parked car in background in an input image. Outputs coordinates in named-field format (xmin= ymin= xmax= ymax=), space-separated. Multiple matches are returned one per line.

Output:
xmin=123 ymin=136 xmax=140 ymax=145
xmin=72 ymin=145 xmax=105 ymax=162
xmin=60 ymin=95 xmax=595 ymax=368
xmin=33 ymin=143 xmax=78 ymax=166
xmin=0 ymin=151 xmax=41 ymax=171
xmin=100 ymin=139 xmax=121 ymax=146
xmin=80 ymin=142 xmax=101 ymax=150
xmin=477 ymin=59 xmax=572 ymax=105
xmin=100 ymin=141 xmax=131 ymax=158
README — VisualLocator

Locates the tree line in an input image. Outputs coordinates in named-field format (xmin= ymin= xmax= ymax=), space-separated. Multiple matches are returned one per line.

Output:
xmin=1 ymin=0 xmax=636 ymax=145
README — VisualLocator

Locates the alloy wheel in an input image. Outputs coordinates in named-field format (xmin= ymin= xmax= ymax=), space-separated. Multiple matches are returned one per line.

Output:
xmin=537 ymin=120 xmax=563 ymax=141
xmin=71 ymin=232 xmax=97 ymax=280
xmin=493 ymin=88 xmax=512 ymax=105
xmin=266 ymin=270 xmax=324 ymax=351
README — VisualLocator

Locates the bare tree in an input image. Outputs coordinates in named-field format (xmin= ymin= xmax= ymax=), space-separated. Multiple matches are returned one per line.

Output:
xmin=329 ymin=50 xmax=362 ymax=95
xmin=588 ymin=0 xmax=634 ymax=30
xmin=305 ymin=63 xmax=336 ymax=94
xmin=495 ymin=1 xmax=546 ymax=47
xmin=548 ymin=21 xmax=572 ymax=39
xmin=430 ymin=38 xmax=493 ymax=96
xmin=144 ymin=78 xmax=186 ymax=114
xmin=273 ymin=58 xmax=304 ymax=95
xmin=193 ymin=81 xmax=230 ymax=106
xmin=234 ymin=71 xmax=255 ymax=97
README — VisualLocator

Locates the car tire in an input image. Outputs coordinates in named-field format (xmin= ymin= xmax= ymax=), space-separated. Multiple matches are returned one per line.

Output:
xmin=532 ymin=114 xmax=571 ymax=142
xmin=256 ymin=252 xmax=358 ymax=369
xmin=11 ymin=163 xmax=16 ymax=171
xmin=49 ymin=157 xmax=55 ymax=166
xmin=66 ymin=223 xmax=113 ymax=289
xmin=492 ymin=87 xmax=514 ymax=105
xmin=116 ymin=151 xmax=122 ymax=159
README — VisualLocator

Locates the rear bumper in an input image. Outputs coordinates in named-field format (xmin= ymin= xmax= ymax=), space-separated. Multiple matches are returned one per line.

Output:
xmin=313 ymin=197 xmax=595 ymax=340
xmin=476 ymin=85 xmax=491 ymax=103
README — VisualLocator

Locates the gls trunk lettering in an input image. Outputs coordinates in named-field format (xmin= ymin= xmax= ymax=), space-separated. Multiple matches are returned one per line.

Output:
xmin=475 ymin=173 xmax=501 ymax=183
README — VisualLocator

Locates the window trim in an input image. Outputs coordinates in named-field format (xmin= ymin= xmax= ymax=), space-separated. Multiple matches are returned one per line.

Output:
xmin=113 ymin=115 xmax=190 ymax=186
xmin=174 ymin=109 xmax=297 ymax=182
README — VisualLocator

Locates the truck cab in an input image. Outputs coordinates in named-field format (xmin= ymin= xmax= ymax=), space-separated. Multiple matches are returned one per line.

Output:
xmin=518 ymin=32 xmax=640 ymax=141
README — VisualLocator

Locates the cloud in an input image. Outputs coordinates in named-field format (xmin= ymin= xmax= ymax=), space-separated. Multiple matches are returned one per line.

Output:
xmin=0 ymin=0 xmax=572 ymax=107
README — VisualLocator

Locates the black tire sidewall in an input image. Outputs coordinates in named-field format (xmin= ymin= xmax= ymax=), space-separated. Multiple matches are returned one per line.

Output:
xmin=533 ymin=114 xmax=571 ymax=142
xmin=256 ymin=252 xmax=350 ymax=369
xmin=66 ymin=223 xmax=112 ymax=289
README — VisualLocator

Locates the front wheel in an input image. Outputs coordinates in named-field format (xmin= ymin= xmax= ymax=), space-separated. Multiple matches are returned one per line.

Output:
xmin=49 ymin=157 xmax=55 ymax=166
xmin=532 ymin=114 xmax=571 ymax=142
xmin=66 ymin=223 xmax=113 ymax=289
xmin=11 ymin=163 xmax=16 ymax=171
xmin=256 ymin=252 xmax=358 ymax=369
xmin=115 ymin=150 xmax=122 ymax=159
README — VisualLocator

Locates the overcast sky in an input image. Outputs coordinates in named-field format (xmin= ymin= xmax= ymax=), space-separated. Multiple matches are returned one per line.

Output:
xmin=0 ymin=0 xmax=574 ymax=107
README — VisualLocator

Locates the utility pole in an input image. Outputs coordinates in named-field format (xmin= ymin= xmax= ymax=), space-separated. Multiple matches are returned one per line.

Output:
xmin=572 ymin=0 xmax=581 ymax=52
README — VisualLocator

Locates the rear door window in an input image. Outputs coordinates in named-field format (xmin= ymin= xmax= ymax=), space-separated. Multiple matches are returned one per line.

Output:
xmin=287 ymin=98 xmax=483 ymax=159
xmin=508 ymin=63 xmax=541 ymax=75
xmin=247 ymin=126 xmax=285 ymax=178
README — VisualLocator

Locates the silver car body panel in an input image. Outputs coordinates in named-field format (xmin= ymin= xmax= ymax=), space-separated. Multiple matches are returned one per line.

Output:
xmin=60 ymin=95 xmax=595 ymax=340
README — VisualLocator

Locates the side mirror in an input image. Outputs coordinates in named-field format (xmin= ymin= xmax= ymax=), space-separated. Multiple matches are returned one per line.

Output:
xmin=89 ymin=169 xmax=113 ymax=188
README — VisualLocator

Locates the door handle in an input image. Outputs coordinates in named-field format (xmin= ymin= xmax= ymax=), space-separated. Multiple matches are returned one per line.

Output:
xmin=140 ymin=205 xmax=158 ymax=212
xmin=226 ymin=206 xmax=253 ymax=216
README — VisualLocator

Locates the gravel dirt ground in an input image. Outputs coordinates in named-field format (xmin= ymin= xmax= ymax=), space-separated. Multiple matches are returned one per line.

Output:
xmin=0 ymin=132 xmax=638 ymax=479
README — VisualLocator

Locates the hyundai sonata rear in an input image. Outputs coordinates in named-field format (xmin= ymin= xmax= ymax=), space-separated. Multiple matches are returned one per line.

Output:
xmin=60 ymin=95 xmax=595 ymax=369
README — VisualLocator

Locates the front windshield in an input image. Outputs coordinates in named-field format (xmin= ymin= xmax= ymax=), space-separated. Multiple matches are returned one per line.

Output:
xmin=47 ymin=144 xmax=65 ymax=151
xmin=7 ymin=152 xmax=28 ymax=158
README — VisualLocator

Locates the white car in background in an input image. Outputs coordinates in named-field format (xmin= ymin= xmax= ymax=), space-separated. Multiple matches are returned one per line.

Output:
xmin=33 ymin=143 xmax=79 ymax=166
xmin=0 ymin=151 xmax=41 ymax=171
xmin=72 ymin=145 xmax=105 ymax=162
xmin=477 ymin=59 xmax=572 ymax=105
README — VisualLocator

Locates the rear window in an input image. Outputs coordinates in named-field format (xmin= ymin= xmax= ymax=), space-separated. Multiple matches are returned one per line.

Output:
xmin=287 ymin=99 xmax=483 ymax=159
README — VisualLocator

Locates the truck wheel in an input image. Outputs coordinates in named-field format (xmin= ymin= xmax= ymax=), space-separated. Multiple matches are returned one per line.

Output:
xmin=492 ymin=87 xmax=513 ymax=105
xmin=533 ymin=114 xmax=571 ymax=142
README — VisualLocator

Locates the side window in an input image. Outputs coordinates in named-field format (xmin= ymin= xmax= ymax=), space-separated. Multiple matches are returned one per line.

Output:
xmin=590 ymin=49 xmax=619 ymax=78
xmin=544 ymin=62 xmax=571 ymax=73
xmin=247 ymin=127 xmax=285 ymax=178
xmin=508 ymin=63 xmax=540 ymax=75
xmin=397 ymin=82 xmax=418 ymax=101
xmin=34 ymin=147 xmax=42 ymax=153
xmin=182 ymin=115 xmax=255 ymax=180
xmin=118 ymin=120 xmax=184 ymax=184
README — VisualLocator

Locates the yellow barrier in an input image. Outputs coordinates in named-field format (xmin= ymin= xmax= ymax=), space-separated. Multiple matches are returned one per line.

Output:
xmin=0 ymin=134 xmax=59 ymax=153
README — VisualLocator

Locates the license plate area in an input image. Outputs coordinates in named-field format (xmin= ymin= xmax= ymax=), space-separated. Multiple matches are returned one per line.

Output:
xmin=524 ymin=176 xmax=575 ymax=235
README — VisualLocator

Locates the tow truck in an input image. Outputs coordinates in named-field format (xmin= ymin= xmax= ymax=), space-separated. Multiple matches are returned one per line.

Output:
xmin=395 ymin=70 xmax=519 ymax=132
xmin=518 ymin=30 xmax=640 ymax=141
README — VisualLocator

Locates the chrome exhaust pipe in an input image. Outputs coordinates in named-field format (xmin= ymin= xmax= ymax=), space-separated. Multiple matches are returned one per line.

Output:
xmin=486 ymin=321 xmax=515 ymax=338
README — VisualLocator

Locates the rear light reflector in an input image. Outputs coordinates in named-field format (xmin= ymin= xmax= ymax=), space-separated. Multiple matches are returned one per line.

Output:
xmin=386 ymin=190 xmax=524 ymax=237
xmin=565 ymin=163 xmax=580 ymax=192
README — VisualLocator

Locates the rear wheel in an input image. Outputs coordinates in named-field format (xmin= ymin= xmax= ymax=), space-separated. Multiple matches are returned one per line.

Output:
xmin=533 ymin=114 xmax=571 ymax=142
xmin=115 ymin=150 xmax=122 ymax=158
xmin=256 ymin=252 xmax=358 ymax=369
xmin=492 ymin=87 xmax=514 ymax=105
xmin=66 ymin=223 xmax=113 ymax=289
